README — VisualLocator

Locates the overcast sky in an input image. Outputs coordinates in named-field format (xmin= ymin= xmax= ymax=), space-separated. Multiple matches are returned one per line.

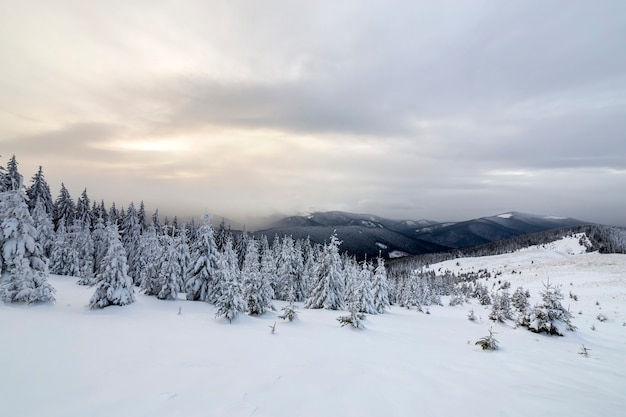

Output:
xmin=1 ymin=0 xmax=625 ymax=227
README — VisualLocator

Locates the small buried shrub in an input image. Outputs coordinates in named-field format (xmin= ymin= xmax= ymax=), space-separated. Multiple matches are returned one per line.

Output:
xmin=475 ymin=327 xmax=499 ymax=351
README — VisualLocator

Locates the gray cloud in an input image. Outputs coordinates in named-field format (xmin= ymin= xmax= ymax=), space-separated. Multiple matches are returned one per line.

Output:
xmin=1 ymin=1 xmax=625 ymax=226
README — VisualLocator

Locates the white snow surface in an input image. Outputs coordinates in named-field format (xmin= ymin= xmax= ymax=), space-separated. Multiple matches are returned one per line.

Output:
xmin=2 ymin=233 xmax=625 ymax=417
xmin=497 ymin=212 xmax=513 ymax=218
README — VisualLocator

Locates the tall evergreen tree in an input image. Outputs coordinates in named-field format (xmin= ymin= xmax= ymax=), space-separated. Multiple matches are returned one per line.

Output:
xmin=138 ymin=226 xmax=163 ymax=294
xmin=89 ymin=224 xmax=135 ymax=308
xmin=76 ymin=189 xmax=92 ymax=227
xmin=137 ymin=201 xmax=147 ymax=232
xmin=175 ymin=224 xmax=190 ymax=293
xmin=121 ymin=202 xmax=142 ymax=284
xmin=49 ymin=223 xmax=80 ymax=277
xmin=214 ymin=238 xmax=245 ymax=322
xmin=31 ymin=198 xmax=55 ymax=258
xmin=26 ymin=166 xmax=53 ymax=215
xmin=108 ymin=203 xmax=118 ymax=227
xmin=151 ymin=208 xmax=161 ymax=234
xmin=355 ymin=257 xmax=376 ymax=314
xmin=185 ymin=214 xmax=219 ymax=301
xmin=71 ymin=219 xmax=95 ymax=285
xmin=3 ymin=155 xmax=22 ymax=192
xmin=372 ymin=256 xmax=390 ymax=313
xmin=91 ymin=216 xmax=109 ymax=277
xmin=156 ymin=234 xmax=181 ymax=300
xmin=0 ymin=188 xmax=55 ymax=303
xmin=305 ymin=232 xmax=345 ymax=310
xmin=54 ymin=183 xmax=75 ymax=229
xmin=242 ymin=239 xmax=274 ymax=315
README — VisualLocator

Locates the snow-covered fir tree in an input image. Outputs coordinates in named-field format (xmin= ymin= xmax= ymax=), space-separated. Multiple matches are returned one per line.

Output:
xmin=174 ymin=224 xmax=190 ymax=293
xmin=489 ymin=290 xmax=513 ymax=322
xmin=137 ymin=201 xmax=147 ymax=232
xmin=53 ymin=183 xmax=75 ymax=230
xmin=372 ymin=256 xmax=390 ymax=313
xmin=31 ymin=198 xmax=55 ymax=258
xmin=76 ymin=189 xmax=92 ymax=227
xmin=511 ymin=286 xmax=531 ymax=319
xmin=108 ymin=203 xmax=119 ymax=228
xmin=2 ymin=155 xmax=22 ymax=192
xmin=185 ymin=214 xmax=219 ymax=302
xmin=138 ymin=226 xmax=163 ymax=294
xmin=48 ymin=222 xmax=80 ymax=277
xmin=214 ymin=238 xmax=245 ymax=322
xmin=121 ymin=202 xmax=142 ymax=284
xmin=518 ymin=281 xmax=575 ymax=336
xmin=91 ymin=216 xmax=109 ymax=277
xmin=242 ymin=239 xmax=274 ymax=315
xmin=305 ymin=232 xmax=345 ymax=310
xmin=156 ymin=234 xmax=181 ymax=300
xmin=355 ymin=257 xmax=377 ymax=314
xmin=26 ymin=166 xmax=54 ymax=215
xmin=71 ymin=219 xmax=95 ymax=285
xmin=234 ymin=225 xmax=249 ymax=269
xmin=275 ymin=236 xmax=297 ymax=300
xmin=89 ymin=224 xmax=135 ymax=309
xmin=0 ymin=187 xmax=55 ymax=303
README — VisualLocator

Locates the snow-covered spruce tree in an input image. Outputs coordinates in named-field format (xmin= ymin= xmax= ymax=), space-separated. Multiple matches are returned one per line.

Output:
xmin=31 ymin=197 xmax=55 ymax=258
xmin=234 ymin=225 xmax=249 ymax=270
xmin=489 ymin=290 xmax=513 ymax=323
xmin=91 ymin=216 xmax=109 ymax=277
xmin=137 ymin=201 xmax=147 ymax=232
xmin=260 ymin=235 xmax=279 ymax=298
xmin=70 ymin=219 xmax=96 ymax=284
xmin=48 ymin=222 xmax=80 ymax=277
xmin=242 ymin=239 xmax=274 ymax=315
xmin=0 ymin=187 xmax=55 ymax=303
xmin=174 ymin=224 xmax=191 ymax=293
xmin=156 ymin=234 xmax=181 ymax=300
xmin=214 ymin=238 xmax=245 ymax=322
xmin=519 ymin=281 xmax=576 ymax=336
xmin=53 ymin=183 xmax=75 ymax=230
xmin=372 ymin=256 xmax=390 ymax=313
xmin=355 ymin=257 xmax=376 ymax=314
xmin=76 ymin=188 xmax=92 ymax=228
xmin=108 ymin=203 xmax=119 ymax=228
xmin=26 ymin=166 xmax=54 ymax=215
xmin=343 ymin=257 xmax=359 ymax=307
xmin=89 ymin=224 xmax=135 ymax=309
xmin=2 ymin=155 xmax=22 ymax=192
xmin=185 ymin=214 xmax=219 ymax=302
xmin=274 ymin=235 xmax=295 ymax=300
xmin=305 ymin=231 xmax=345 ymax=310
xmin=511 ymin=287 xmax=530 ymax=315
xmin=121 ymin=202 xmax=142 ymax=285
xmin=138 ymin=226 xmax=163 ymax=295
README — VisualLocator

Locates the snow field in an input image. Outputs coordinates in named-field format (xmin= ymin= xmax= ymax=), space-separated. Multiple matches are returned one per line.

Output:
xmin=1 ymin=234 xmax=625 ymax=417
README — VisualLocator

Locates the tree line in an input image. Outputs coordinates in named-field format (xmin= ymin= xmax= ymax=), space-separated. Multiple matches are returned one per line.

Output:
xmin=0 ymin=155 xmax=390 ymax=321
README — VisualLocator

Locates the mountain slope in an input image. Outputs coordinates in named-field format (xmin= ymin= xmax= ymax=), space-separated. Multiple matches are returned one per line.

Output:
xmin=255 ymin=211 xmax=587 ymax=258
xmin=2 ymin=237 xmax=625 ymax=417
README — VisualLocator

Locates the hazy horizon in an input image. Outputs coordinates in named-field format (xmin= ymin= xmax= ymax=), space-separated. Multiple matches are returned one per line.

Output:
xmin=2 ymin=1 xmax=624 ymax=227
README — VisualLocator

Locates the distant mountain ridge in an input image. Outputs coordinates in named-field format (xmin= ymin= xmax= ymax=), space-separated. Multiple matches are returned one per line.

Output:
xmin=253 ymin=211 xmax=587 ymax=259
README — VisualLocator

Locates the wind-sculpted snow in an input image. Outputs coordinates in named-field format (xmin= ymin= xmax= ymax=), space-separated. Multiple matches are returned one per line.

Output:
xmin=1 ymin=234 xmax=625 ymax=416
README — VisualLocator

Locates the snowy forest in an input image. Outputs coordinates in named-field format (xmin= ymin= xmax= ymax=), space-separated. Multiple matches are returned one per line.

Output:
xmin=2 ymin=154 xmax=625 ymax=334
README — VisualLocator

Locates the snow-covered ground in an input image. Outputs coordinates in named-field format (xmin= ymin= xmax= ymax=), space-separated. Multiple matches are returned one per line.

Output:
xmin=2 ymin=235 xmax=625 ymax=417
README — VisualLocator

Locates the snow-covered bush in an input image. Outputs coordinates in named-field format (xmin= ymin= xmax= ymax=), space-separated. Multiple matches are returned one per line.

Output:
xmin=475 ymin=327 xmax=499 ymax=350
